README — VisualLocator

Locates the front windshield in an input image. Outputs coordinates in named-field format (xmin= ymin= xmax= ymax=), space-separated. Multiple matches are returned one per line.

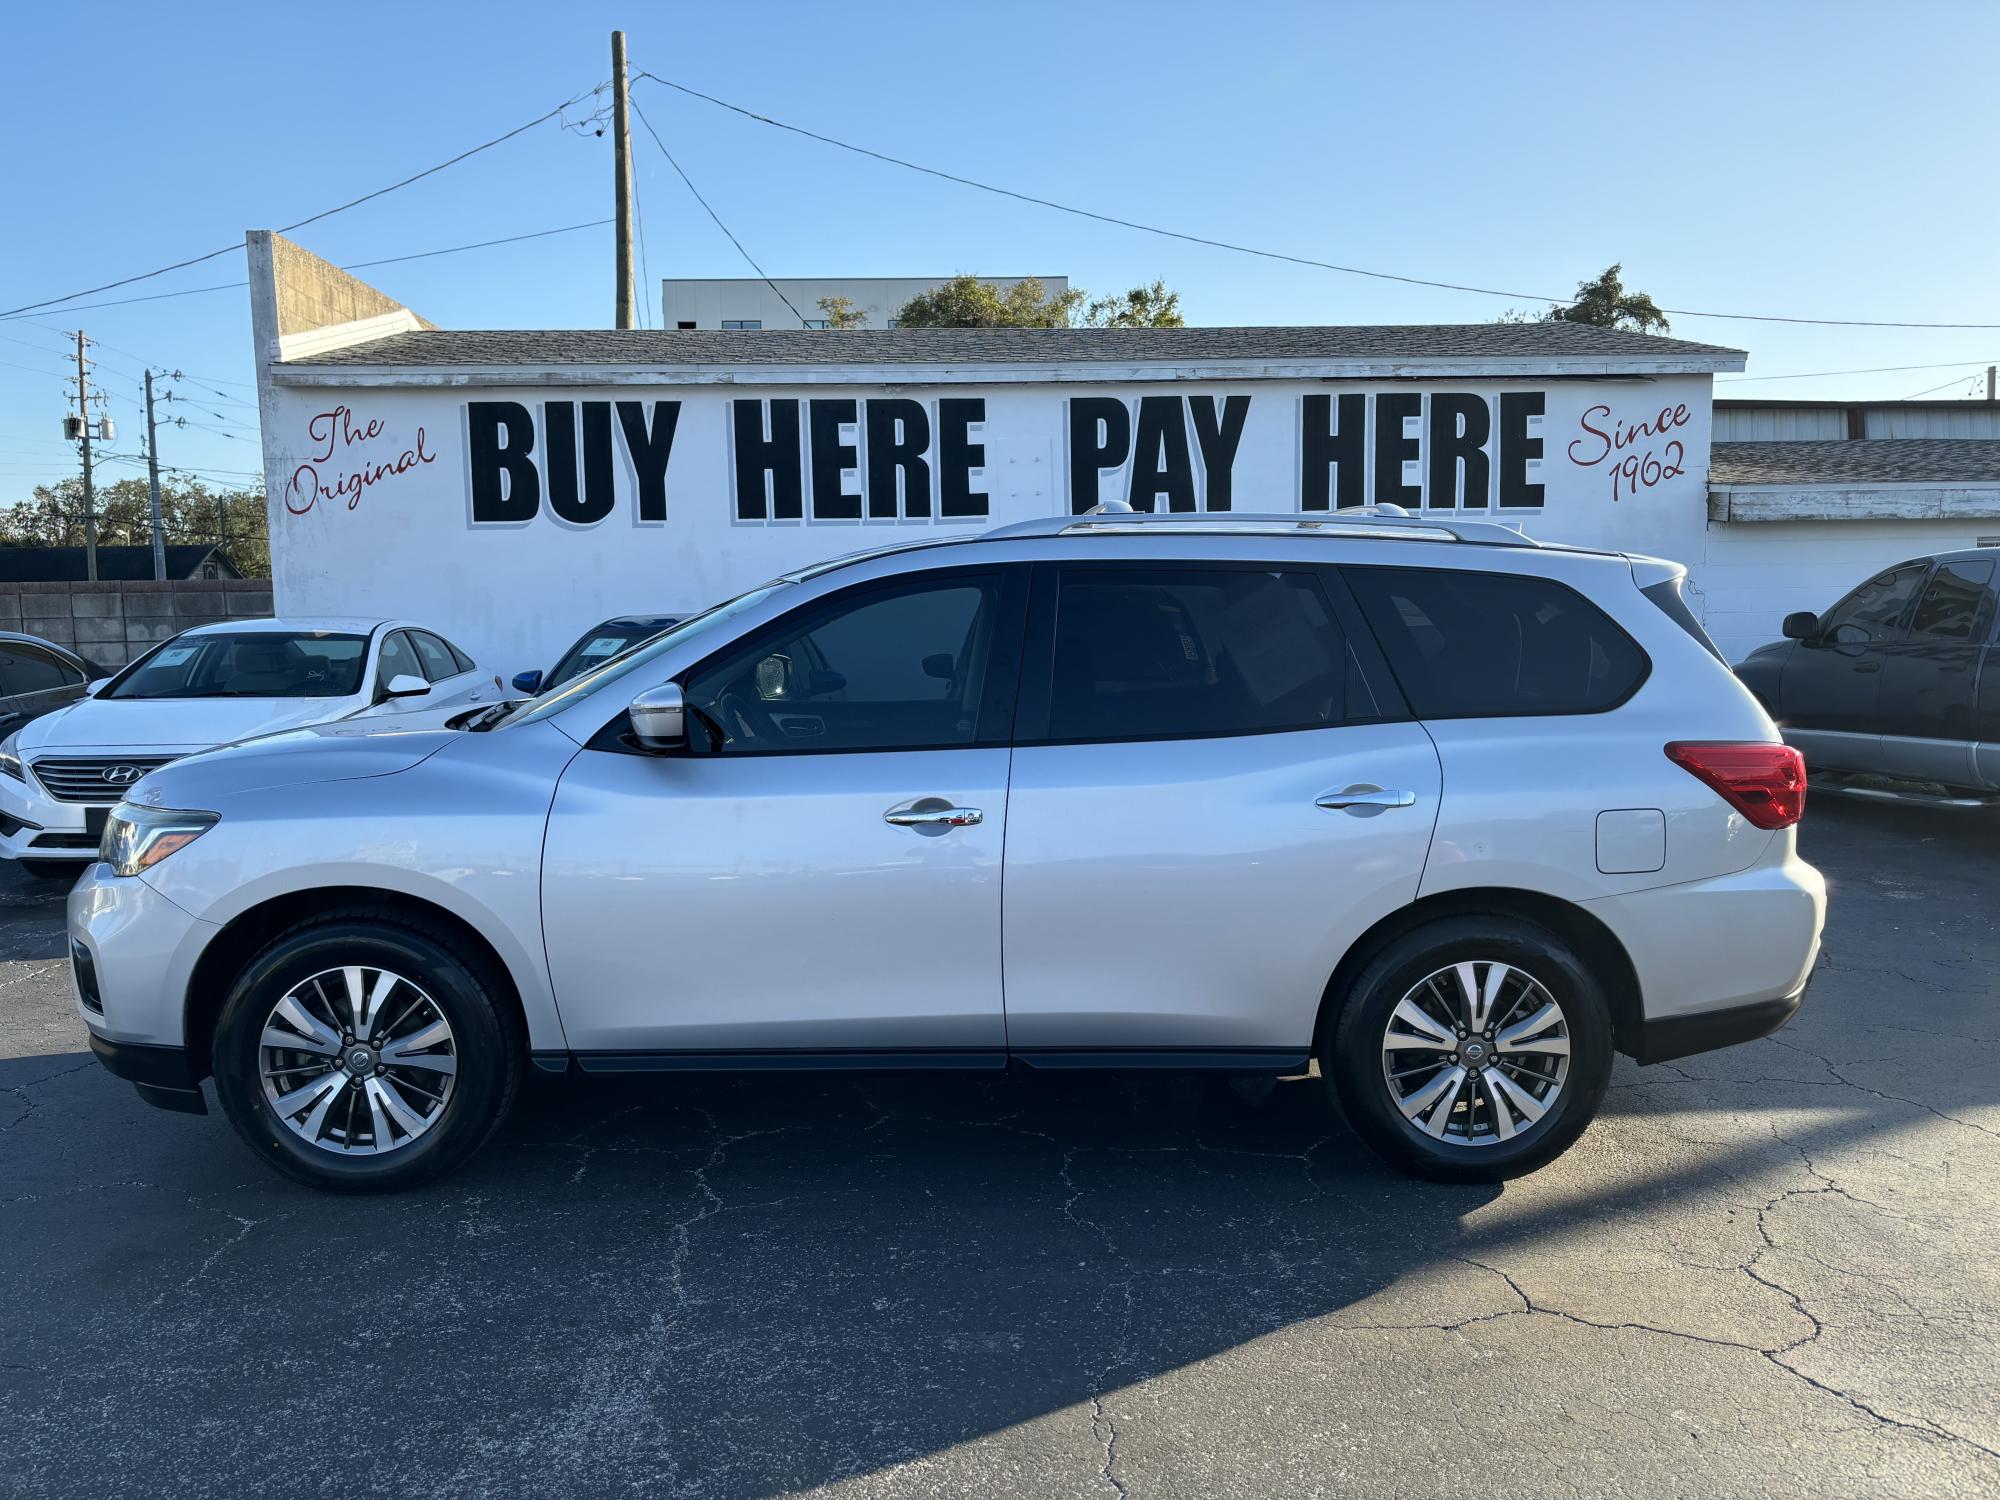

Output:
xmin=105 ymin=631 xmax=370 ymax=700
xmin=495 ymin=586 xmax=785 ymax=728
xmin=548 ymin=619 xmax=677 ymax=689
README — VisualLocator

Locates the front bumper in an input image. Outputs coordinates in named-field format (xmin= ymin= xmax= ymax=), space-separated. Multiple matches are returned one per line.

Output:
xmin=0 ymin=768 xmax=105 ymax=861
xmin=87 ymin=1032 xmax=207 ymax=1114
xmin=69 ymin=863 xmax=219 ymax=1113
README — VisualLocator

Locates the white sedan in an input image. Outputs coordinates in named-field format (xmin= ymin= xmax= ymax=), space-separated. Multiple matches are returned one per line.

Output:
xmin=0 ymin=617 xmax=497 ymax=877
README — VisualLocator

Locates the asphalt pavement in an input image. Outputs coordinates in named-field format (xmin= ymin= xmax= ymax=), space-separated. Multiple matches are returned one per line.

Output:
xmin=3 ymin=796 xmax=1998 ymax=1498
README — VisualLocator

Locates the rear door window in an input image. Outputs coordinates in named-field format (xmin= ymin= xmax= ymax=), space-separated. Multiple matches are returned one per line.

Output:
xmin=409 ymin=631 xmax=464 ymax=682
xmin=1345 ymin=566 xmax=1648 ymax=718
xmin=1906 ymin=559 xmax=1996 ymax=642
xmin=1042 ymin=568 xmax=1377 ymax=742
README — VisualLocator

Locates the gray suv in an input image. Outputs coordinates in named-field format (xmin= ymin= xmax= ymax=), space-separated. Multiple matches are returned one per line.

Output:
xmin=70 ymin=510 xmax=1824 ymax=1192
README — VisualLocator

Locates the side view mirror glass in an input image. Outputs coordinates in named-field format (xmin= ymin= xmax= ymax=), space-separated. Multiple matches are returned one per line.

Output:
xmin=382 ymin=673 xmax=430 ymax=700
xmin=1781 ymin=611 xmax=1819 ymax=641
xmin=511 ymin=669 xmax=544 ymax=695
xmin=629 ymin=682 xmax=686 ymax=751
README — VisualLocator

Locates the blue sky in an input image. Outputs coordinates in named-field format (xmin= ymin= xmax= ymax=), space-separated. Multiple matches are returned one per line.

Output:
xmin=3 ymin=0 xmax=1997 ymax=506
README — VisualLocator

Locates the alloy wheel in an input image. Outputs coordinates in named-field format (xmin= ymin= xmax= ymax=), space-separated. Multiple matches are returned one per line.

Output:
xmin=1378 ymin=960 xmax=1570 ymax=1148
xmin=257 ymin=965 xmax=458 ymax=1155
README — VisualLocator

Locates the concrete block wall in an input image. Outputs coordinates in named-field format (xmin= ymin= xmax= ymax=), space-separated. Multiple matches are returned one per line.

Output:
xmin=0 ymin=581 xmax=275 ymax=673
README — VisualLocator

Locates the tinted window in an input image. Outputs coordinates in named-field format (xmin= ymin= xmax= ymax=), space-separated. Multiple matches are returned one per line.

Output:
xmin=1046 ymin=569 xmax=1370 ymax=742
xmin=409 ymin=631 xmax=462 ymax=682
xmin=446 ymin=639 xmax=475 ymax=674
xmin=0 ymin=645 xmax=80 ymax=695
xmin=1907 ymin=560 xmax=1995 ymax=642
xmin=106 ymin=632 xmax=369 ymax=700
xmin=1821 ymin=564 xmax=1926 ymax=645
xmin=377 ymin=631 xmax=423 ymax=686
xmin=1347 ymin=566 xmax=1647 ymax=718
xmin=685 ymin=575 xmax=1004 ymax=753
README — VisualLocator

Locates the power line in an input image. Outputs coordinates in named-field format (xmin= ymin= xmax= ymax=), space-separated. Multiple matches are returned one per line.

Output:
xmin=629 ymin=94 xmax=809 ymax=328
xmin=1719 ymin=358 xmax=2000 ymax=385
xmin=1901 ymin=373 xmax=1985 ymax=400
xmin=0 ymin=218 xmax=617 ymax=323
xmin=636 ymin=71 xmax=2000 ymax=333
xmin=0 ymin=85 xmax=604 ymax=319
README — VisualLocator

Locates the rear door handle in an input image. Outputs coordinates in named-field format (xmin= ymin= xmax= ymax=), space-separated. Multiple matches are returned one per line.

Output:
xmin=884 ymin=799 xmax=983 ymax=830
xmin=1316 ymin=785 xmax=1417 ymax=815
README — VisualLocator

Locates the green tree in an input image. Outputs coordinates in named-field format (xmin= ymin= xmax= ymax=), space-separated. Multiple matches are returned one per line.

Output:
xmin=1084 ymin=279 xmax=1184 ymax=328
xmin=1543 ymin=264 xmax=1670 ymax=334
xmin=0 ymin=475 xmax=271 ymax=577
xmin=894 ymin=274 xmax=1088 ymax=329
xmin=816 ymin=295 xmax=867 ymax=330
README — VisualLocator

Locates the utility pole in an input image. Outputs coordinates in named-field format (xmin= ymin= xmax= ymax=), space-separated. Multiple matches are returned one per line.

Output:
xmin=142 ymin=370 xmax=168 ymax=581
xmin=1988 ymin=365 xmax=1996 ymax=403
xmin=612 ymin=30 xmax=637 ymax=329
xmin=74 ymin=331 xmax=98 ymax=582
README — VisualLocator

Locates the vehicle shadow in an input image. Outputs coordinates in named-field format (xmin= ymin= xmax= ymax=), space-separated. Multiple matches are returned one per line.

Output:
xmin=2 ymin=1009 xmax=1992 ymax=1498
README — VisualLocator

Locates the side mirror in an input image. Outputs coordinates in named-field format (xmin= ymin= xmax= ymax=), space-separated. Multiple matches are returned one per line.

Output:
xmin=629 ymin=683 xmax=686 ymax=751
xmin=511 ymin=669 xmax=544 ymax=695
xmin=1781 ymin=611 xmax=1819 ymax=641
xmin=81 ymin=678 xmax=107 ymax=698
xmin=921 ymin=653 xmax=955 ymax=682
xmin=382 ymin=673 xmax=430 ymax=700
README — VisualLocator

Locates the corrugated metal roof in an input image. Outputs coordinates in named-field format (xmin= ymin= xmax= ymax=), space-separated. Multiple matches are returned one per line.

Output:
xmin=1710 ymin=440 xmax=2000 ymax=486
xmin=285 ymin=322 xmax=1744 ymax=369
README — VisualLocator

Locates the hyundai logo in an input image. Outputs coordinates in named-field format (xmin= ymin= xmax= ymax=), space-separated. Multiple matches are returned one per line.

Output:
xmin=100 ymin=766 xmax=144 ymax=786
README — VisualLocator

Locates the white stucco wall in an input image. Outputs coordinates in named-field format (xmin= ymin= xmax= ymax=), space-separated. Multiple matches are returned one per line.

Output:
xmin=260 ymin=372 xmax=1716 ymax=680
xmin=1699 ymin=518 xmax=1998 ymax=663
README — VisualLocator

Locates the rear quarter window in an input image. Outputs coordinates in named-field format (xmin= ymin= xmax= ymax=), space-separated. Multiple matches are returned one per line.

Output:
xmin=1345 ymin=565 xmax=1649 ymax=718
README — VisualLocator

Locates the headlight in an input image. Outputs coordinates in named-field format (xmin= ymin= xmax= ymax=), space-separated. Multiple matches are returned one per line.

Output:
xmin=0 ymin=736 xmax=22 ymax=782
xmin=101 ymin=804 xmax=218 ymax=877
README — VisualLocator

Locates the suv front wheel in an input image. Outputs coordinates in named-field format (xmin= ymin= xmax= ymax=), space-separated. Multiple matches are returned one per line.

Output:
xmin=211 ymin=912 xmax=521 ymax=1193
xmin=1323 ymin=916 xmax=1613 ymax=1182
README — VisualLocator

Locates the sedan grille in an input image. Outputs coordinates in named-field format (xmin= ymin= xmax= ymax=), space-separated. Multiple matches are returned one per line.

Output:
xmin=29 ymin=755 xmax=180 ymax=804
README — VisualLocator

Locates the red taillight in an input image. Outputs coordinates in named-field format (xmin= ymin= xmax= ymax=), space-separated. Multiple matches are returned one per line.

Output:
xmin=1665 ymin=742 xmax=1807 ymax=830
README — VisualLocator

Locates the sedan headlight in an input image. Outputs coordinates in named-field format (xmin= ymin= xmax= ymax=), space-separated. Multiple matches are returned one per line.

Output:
xmin=0 ymin=736 xmax=22 ymax=782
xmin=101 ymin=804 xmax=218 ymax=877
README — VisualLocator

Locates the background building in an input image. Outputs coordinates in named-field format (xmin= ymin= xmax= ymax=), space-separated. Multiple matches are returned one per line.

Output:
xmin=1702 ymin=397 xmax=2000 ymax=660
xmin=661 ymin=275 xmax=1068 ymax=330
xmin=250 ymin=233 xmax=1742 ymax=679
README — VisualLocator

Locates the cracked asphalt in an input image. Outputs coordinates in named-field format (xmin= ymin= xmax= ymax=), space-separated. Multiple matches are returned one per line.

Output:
xmin=3 ymin=797 xmax=1998 ymax=1498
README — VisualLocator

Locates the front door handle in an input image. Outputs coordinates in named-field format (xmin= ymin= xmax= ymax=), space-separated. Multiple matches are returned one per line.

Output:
xmin=1316 ymin=785 xmax=1417 ymax=816
xmin=884 ymin=799 xmax=984 ymax=830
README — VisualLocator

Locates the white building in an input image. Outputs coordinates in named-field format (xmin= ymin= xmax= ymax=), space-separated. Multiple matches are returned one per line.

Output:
xmin=268 ymin=230 xmax=2000 ymax=681
xmin=661 ymin=275 xmax=1069 ymax=331
xmin=1703 ymin=398 xmax=2000 ymax=661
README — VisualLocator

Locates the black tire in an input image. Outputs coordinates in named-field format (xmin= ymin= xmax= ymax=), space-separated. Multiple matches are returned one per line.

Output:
xmin=211 ymin=911 xmax=522 ymax=1193
xmin=19 ymin=859 xmax=83 ymax=881
xmin=1320 ymin=916 xmax=1612 ymax=1183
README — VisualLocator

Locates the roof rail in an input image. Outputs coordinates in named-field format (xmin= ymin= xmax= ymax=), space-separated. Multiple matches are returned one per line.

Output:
xmin=979 ymin=504 xmax=1538 ymax=547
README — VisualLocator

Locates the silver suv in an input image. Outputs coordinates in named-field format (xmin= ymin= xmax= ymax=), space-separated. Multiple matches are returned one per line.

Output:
xmin=70 ymin=511 xmax=1825 ymax=1192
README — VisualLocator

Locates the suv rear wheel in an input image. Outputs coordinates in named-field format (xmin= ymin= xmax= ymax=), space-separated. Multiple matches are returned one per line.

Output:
xmin=1322 ymin=916 xmax=1613 ymax=1182
xmin=211 ymin=913 xmax=521 ymax=1193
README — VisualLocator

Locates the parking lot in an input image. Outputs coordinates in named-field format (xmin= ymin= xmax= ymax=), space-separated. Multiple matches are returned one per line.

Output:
xmin=0 ymin=796 xmax=1995 ymax=1499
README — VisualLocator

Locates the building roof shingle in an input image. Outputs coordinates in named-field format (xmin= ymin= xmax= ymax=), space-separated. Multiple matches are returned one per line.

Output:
xmin=286 ymin=321 xmax=1744 ymax=371
xmin=1710 ymin=440 xmax=2000 ymax=487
